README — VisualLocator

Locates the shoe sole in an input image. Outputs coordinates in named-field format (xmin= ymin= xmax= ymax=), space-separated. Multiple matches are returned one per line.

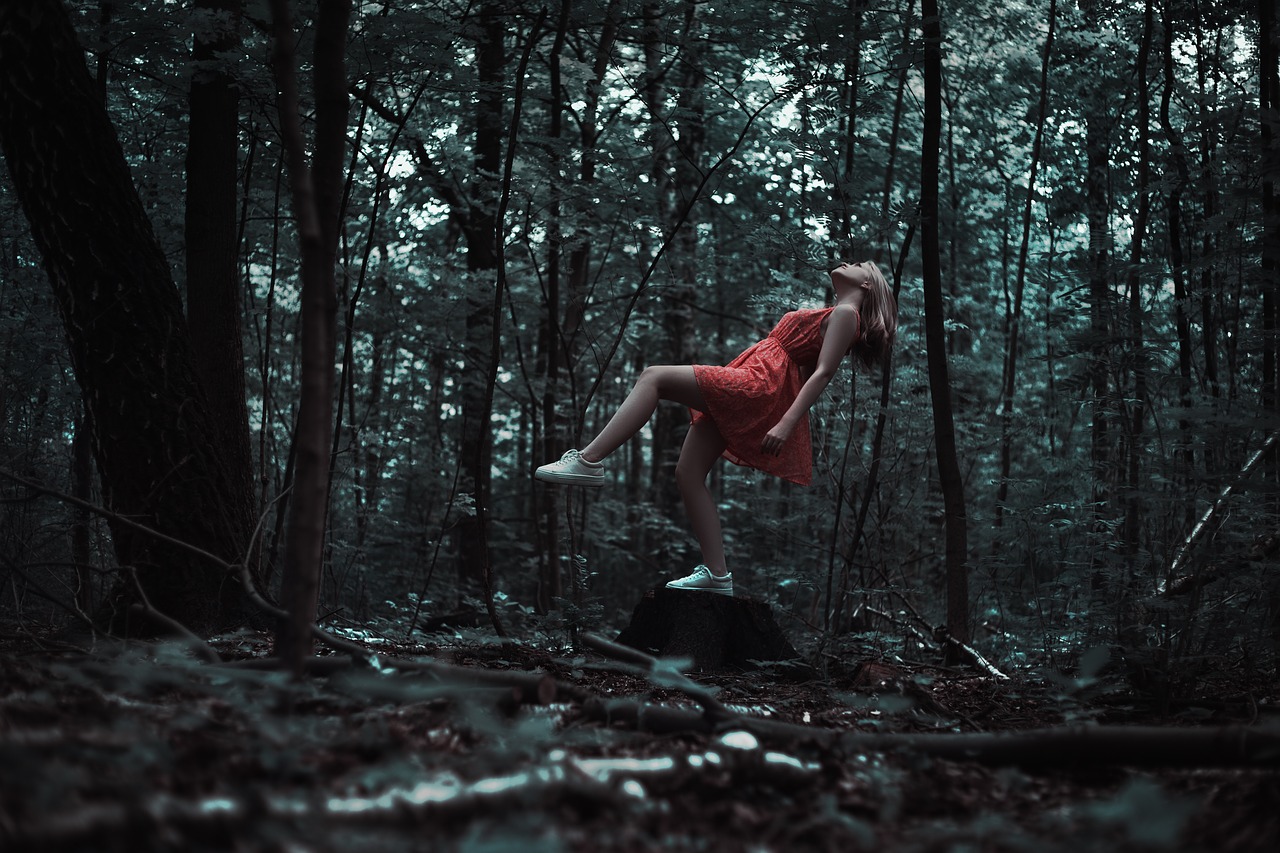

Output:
xmin=664 ymin=583 xmax=734 ymax=596
xmin=534 ymin=470 xmax=605 ymax=487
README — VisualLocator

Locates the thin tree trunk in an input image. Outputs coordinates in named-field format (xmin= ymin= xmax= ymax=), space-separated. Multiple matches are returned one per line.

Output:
xmin=457 ymin=3 xmax=505 ymax=586
xmin=836 ymin=0 xmax=863 ymax=248
xmin=995 ymin=0 xmax=1055 ymax=529
xmin=1194 ymin=25 xmax=1220 ymax=402
xmin=71 ymin=411 xmax=94 ymax=614
xmin=921 ymin=0 xmax=969 ymax=644
xmin=1086 ymin=111 xmax=1112 ymax=578
xmin=1259 ymin=0 xmax=1280 ymax=654
xmin=270 ymin=0 xmax=352 ymax=673
xmin=93 ymin=0 xmax=113 ymax=101
xmin=1260 ymin=0 xmax=1280 ymax=510
xmin=1042 ymin=223 xmax=1059 ymax=457
xmin=482 ymin=11 xmax=546 ymax=633
xmin=645 ymin=0 xmax=705 ymax=517
xmin=834 ymin=0 xmax=913 ymax=629
xmin=640 ymin=1 xmax=670 ymax=506
xmin=536 ymin=0 xmax=572 ymax=613
xmin=1122 ymin=0 xmax=1154 ymax=558
xmin=839 ymin=228 xmax=912 ymax=625
xmin=1160 ymin=0 xmax=1195 ymax=512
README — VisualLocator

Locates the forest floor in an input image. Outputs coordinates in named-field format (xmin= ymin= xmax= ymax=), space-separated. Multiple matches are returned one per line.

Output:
xmin=0 ymin=617 xmax=1278 ymax=852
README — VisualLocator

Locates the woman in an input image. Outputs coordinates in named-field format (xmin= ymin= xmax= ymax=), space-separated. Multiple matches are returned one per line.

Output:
xmin=536 ymin=260 xmax=898 ymax=596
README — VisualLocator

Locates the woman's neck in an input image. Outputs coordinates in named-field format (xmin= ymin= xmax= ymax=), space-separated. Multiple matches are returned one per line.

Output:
xmin=836 ymin=289 xmax=867 ymax=310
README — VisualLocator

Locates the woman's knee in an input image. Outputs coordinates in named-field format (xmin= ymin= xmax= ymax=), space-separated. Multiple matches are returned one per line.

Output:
xmin=675 ymin=423 xmax=722 ymax=489
xmin=638 ymin=364 xmax=705 ymax=410
xmin=674 ymin=457 xmax=706 ymax=492
xmin=637 ymin=364 xmax=672 ymax=389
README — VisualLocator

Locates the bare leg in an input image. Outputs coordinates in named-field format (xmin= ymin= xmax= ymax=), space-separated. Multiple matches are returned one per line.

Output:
xmin=675 ymin=419 xmax=729 ymax=576
xmin=580 ymin=365 xmax=708 ymax=463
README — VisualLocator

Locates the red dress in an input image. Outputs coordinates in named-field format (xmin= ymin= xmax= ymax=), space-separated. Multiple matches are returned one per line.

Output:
xmin=692 ymin=307 xmax=848 ymax=486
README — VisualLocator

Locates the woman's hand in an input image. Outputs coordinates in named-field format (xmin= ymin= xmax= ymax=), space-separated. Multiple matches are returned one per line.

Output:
xmin=761 ymin=419 xmax=795 ymax=455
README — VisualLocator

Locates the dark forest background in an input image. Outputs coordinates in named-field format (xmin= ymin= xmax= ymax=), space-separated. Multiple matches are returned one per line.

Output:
xmin=0 ymin=0 xmax=1277 ymax=682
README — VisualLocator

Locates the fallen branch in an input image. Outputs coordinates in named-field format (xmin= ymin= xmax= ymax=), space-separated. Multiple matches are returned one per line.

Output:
xmin=0 ymin=770 xmax=622 ymax=849
xmin=122 ymin=567 xmax=221 ymax=664
xmin=865 ymin=605 xmax=1009 ymax=679
xmin=221 ymin=654 xmax=592 ymax=706
xmin=1163 ymin=530 xmax=1279 ymax=598
xmin=583 ymin=696 xmax=1280 ymax=768
xmin=17 ymin=638 xmax=1280 ymax=775
xmin=932 ymin=628 xmax=1010 ymax=680
xmin=1166 ymin=427 xmax=1280 ymax=579
xmin=578 ymin=631 xmax=731 ymax=721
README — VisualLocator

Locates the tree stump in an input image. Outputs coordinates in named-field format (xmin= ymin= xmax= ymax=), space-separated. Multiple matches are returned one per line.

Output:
xmin=615 ymin=586 xmax=799 ymax=671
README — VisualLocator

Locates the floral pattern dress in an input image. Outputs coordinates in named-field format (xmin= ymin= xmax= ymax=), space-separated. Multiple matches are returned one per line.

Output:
xmin=692 ymin=307 xmax=851 ymax=486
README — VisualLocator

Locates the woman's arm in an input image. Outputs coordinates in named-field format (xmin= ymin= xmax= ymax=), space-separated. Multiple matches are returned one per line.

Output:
xmin=761 ymin=304 xmax=859 ymax=455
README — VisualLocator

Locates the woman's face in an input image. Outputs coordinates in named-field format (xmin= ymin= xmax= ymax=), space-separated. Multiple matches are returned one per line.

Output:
xmin=830 ymin=261 xmax=872 ymax=291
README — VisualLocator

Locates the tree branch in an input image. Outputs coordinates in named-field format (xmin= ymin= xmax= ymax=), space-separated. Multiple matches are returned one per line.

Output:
xmin=578 ymin=631 xmax=730 ymax=720
xmin=1165 ymin=427 xmax=1280 ymax=580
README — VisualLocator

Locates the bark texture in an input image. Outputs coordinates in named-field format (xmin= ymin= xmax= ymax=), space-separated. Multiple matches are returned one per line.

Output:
xmin=185 ymin=0 xmax=257 ymax=581
xmin=920 ymin=0 xmax=970 ymax=643
xmin=0 ymin=0 xmax=249 ymax=634
xmin=270 ymin=0 xmax=353 ymax=672
xmin=456 ymin=3 xmax=506 ymax=586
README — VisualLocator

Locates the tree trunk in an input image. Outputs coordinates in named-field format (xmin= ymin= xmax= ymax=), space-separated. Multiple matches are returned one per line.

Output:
xmin=0 ymin=0 xmax=250 ymax=635
xmin=654 ymin=0 xmax=705 ymax=519
xmin=457 ymin=3 xmax=505 ymax=586
xmin=995 ymin=0 xmax=1055 ymax=529
xmin=836 ymin=0 xmax=863 ymax=248
xmin=535 ymin=0 xmax=572 ymax=613
xmin=185 ymin=0 xmax=258 ymax=580
xmin=1122 ymin=0 xmax=1154 ymax=558
xmin=1086 ymin=111 xmax=1113 ymax=577
xmin=1260 ymin=0 xmax=1280 ymax=510
xmin=1159 ymin=0 xmax=1194 ymax=488
xmin=642 ymin=1 xmax=704 ymax=517
xmin=536 ymin=0 xmax=623 ymax=610
xmin=920 ymin=0 xmax=969 ymax=644
xmin=878 ymin=0 xmax=915 ymax=245
xmin=270 ymin=0 xmax=352 ymax=672
xmin=1259 ymin=0 xmax=1280 ymax=651
xmin=71 ymin=411 xmax=95 ymax=614
xmin=1194 ymin=27 xmax=1220 ymax=402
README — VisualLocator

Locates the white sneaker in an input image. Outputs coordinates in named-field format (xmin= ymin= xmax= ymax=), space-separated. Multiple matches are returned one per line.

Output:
xmin=665 ymin=565 xmax=733 ymax=596
xmin=535 ymin=449 xmax=606 ymax=487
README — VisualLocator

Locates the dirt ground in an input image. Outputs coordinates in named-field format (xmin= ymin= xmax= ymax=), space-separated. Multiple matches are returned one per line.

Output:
xmin=0 ymin=628 xmax=1277 ymax=852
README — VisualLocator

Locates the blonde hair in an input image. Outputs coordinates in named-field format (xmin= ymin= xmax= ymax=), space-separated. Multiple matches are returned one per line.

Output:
xmin=852 ymin=260 xmax=897 ymax=372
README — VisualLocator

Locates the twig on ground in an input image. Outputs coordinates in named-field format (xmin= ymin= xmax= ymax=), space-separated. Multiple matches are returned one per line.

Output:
xmin=578 ymin=631 xmax=732 ymax=721
xmin=220 ymin=653 xmax=593 ymax=706
xmin=583 ymin=696 xmax=1280 ymax=768
xmin=0 ymin=773 xmax=623 ymax=848
xmin=933 ymin=630 xmax=1009 ymax=680
xmin=121 ymin=567 xmax=220 ymax=663
xmin=866 ymin=605 xmax=1009 ymax=680
xmin=0 ymin=551 xmax=102 ymax=644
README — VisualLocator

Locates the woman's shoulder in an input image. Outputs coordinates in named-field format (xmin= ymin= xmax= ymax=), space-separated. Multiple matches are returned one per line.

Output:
xmin=820 ymin=303 xmax=860 ymax=346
